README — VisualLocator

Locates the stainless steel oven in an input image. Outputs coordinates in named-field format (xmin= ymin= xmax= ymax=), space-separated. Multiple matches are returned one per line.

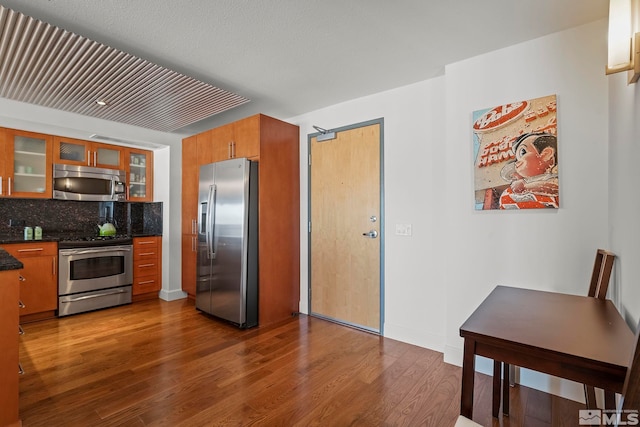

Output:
xmin=58 ymin=239 xmax=133 ymax=317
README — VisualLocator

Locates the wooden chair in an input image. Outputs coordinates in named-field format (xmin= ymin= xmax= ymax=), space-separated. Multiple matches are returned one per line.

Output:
xmin=620 ymin=322 xmax=640 ymax=417
xmin=584 ymin=249 xmax=616 ymax=409
xmin=494 ymin=249 xmax=616 ymax=417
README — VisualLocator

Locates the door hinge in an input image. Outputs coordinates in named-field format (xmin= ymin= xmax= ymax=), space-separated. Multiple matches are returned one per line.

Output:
xmin=308 ymin=154 xmax=311 ymax=166
xmin=308 ymin=222 xmax=312 ymax=233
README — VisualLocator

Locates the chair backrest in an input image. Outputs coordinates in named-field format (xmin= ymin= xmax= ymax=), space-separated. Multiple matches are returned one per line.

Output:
xmin=621 ymin=323 xmax=640 ymax=413
xmin=587 ymin=249 xmax=615 ymax=300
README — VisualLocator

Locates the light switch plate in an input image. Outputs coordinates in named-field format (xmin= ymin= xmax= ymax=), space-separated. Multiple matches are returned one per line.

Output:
xmin=395 ymin=223 xmax=412 ymax=236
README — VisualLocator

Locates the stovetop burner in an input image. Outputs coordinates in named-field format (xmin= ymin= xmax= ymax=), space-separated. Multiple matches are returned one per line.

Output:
xmin=58 ymin=234 xmax=133 ymax=249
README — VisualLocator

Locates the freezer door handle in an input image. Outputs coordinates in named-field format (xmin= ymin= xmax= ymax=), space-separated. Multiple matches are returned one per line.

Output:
xmin=206 ymin=184 xmax=217 ymax=259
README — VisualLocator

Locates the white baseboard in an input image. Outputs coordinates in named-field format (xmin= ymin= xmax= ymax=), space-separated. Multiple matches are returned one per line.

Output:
xmin=159 ymin=289 xmax=188 ymax=301
xmin=383 ymin=323 xmax=446 ymax=352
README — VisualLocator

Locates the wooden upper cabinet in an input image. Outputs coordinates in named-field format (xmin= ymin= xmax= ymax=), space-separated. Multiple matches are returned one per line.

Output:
xmin=93 ymin=142 xmax=125 ymax=169
xmin=125 ymin=148 xmax=154 ymax=202
xmin=53 ymin=136 xmax=88 ymax=166
xmin=1 ymin=128 xmax=53 ymax=199
xmin=204 ymin=116 xmax=260 ymax=163
xmin=232 ymin=114 xmax=260 ymax=159
xmin=195 ymin=129 xmax=216 ymax=165
xmin=54 ymin=136 xmax=125 ymax=169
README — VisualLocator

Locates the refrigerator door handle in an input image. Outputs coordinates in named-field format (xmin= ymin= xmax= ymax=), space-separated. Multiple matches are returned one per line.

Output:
xmin=206 ymin=184 xmax=217 ymax=259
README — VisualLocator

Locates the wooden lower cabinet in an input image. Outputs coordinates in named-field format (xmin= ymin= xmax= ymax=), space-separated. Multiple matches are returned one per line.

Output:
xmin=0 ymin=269 xmax=20 ymax=427
xmin=4 ymin=242 xmax=57 ymax=323
xmin=132 ymin=236 xmax=162 ymax=301
xmin=181 ymin=114 xmax=300 ymax=325
xmin=181 ymin=234 xmax=197 ymax=298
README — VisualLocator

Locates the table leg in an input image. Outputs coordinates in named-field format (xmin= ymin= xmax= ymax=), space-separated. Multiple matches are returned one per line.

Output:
xmin=461 ymin=338 xmax=476 ymax=418
xmin=503 ymin=362 xmax=510 ymax=416
xmin=604 ymin=390 xmax=615 ymax=411
xmin=492 ymin=361 xmax=501 ymax=417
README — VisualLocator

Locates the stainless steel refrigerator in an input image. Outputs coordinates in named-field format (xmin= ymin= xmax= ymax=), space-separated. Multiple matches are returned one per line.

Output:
xmin=196 ymin=158 xmax=258 ymax=328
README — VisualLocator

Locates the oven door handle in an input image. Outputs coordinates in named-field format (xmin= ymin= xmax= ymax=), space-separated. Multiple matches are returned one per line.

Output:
xmin=60 ymin=288 xmax=128 ymax=303
xmin=59 ymin=246 xmax=132 ymax=256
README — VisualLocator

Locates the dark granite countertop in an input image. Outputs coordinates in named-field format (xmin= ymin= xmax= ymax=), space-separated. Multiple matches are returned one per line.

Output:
xmin=0 ymin=248 xmax=23 ymax=271
xmin=132 ymin=233 xmax=163 ymax=237
xmin=0 ymin=233 xmax=162 ymax=245
xmin=0 ymin=235 xmax=60 ymax=245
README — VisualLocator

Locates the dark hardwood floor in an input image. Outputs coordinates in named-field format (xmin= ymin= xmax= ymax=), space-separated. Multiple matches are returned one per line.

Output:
xmin=18 ymin=299 xmax=584 ymax=426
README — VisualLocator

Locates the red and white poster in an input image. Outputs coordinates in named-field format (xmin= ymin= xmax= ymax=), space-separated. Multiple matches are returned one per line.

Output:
xmin=472 ymin=94 xmax=558 ymax=210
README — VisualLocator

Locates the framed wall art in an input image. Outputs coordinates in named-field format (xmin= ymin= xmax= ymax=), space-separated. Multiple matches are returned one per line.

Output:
xmin=473 ymin=94 xmax=558 ymax=210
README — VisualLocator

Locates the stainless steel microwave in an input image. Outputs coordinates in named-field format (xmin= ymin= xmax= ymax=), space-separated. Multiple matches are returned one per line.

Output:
xmin=53 ymin=164 xmax=127 ymax=201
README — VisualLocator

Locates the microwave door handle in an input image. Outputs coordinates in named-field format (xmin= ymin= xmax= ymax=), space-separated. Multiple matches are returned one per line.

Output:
xmin=111 ymin=177 xmax=116 ymax=200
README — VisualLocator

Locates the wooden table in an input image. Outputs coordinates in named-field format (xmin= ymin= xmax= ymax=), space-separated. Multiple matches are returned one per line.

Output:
xmin=459 ymin=285 xmax=634 ymax=419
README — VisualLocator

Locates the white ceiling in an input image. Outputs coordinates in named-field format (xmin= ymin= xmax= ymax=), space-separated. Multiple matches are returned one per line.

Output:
xmin=0 ymin=0 xmax=609 ymax=135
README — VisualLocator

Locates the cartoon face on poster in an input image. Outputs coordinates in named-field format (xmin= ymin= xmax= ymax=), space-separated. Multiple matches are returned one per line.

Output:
xmin=473 ymin=95 xmax=558 ymax=210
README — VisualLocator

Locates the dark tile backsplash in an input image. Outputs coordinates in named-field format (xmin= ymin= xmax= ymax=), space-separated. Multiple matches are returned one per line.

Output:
xmin=0 ymin=199 xmax=162 ymax=238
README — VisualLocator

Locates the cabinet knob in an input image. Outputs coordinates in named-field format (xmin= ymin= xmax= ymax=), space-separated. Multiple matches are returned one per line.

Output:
xmin=18 ymin=300 xmax=25 ymax=309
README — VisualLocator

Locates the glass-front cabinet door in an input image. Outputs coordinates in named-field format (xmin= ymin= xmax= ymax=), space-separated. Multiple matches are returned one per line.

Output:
xmin=126 ymin=148 xmax=153 ymax=201
xmin=54 ymin=137 xmax=124 ymax=169
xmin=53 ymin=136 xmax=89 ymax=166
xmin=94 ymin=142 xmax=124 ymax=169
xmin=2 ymin=129 xmax=53 ymax=198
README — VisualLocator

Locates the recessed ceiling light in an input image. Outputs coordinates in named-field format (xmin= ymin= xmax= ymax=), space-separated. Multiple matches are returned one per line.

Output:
xmin=95 ymin=99 xmax=108 ymax=106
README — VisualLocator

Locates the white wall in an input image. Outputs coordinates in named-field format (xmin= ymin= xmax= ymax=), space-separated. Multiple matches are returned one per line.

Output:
xmin=288 ymin=76 xmax=448 ymax=351
xmin=290 ymin=19 xmax=612 ymax=402
xmin=609 ymin=71 xmax=640 ymax=330
xmin=443 ymin=19 xmax=610 ymax=399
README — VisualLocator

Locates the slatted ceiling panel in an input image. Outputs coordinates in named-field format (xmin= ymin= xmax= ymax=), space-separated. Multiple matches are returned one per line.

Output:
xmin=0 ymin=5 xmax=249 ymax=132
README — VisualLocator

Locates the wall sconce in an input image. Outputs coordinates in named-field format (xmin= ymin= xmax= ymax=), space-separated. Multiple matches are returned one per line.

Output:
xmin=606 ymin=0 xmax=640 ymax=83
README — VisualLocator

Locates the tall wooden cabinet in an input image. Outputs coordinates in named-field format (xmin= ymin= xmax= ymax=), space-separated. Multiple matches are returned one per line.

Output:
xmin=181 ymin=135 xmax=199 ymax=297
xmin=0 ymin=268 xmax=21 ymax=427
xmin=182 ymin=114 xmax=300 ymax=326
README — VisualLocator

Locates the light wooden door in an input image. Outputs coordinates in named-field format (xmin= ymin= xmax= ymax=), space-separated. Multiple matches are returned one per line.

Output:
xmin=309 ymin=120 xmax=382 ymax=332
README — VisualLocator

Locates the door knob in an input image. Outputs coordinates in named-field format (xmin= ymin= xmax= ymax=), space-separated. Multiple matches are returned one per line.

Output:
xmin=362 ymin=230 xmax=378 ymax=238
